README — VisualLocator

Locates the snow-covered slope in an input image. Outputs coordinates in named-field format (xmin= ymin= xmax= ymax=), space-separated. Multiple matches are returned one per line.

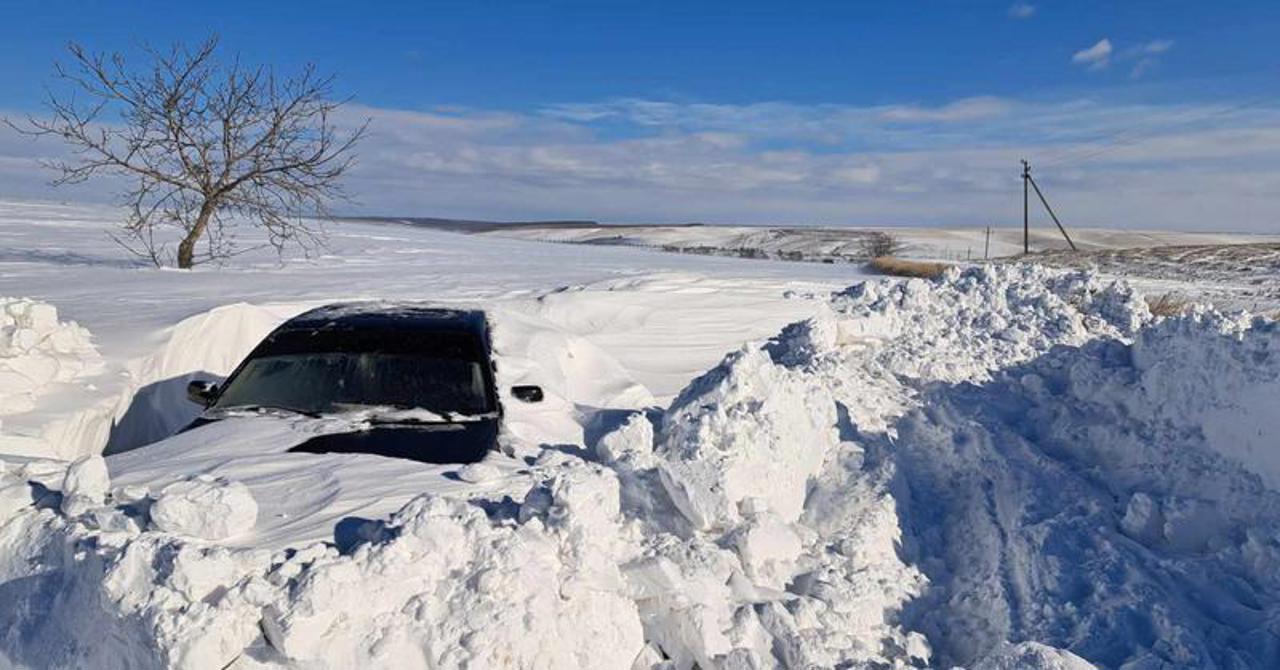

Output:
xmin=0 ymin=202 xmax=1278 ymax=669
xmin=479 ymin=221 xmax=1280 ymax=263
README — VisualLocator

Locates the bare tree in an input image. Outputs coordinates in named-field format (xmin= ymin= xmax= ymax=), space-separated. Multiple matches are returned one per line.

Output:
xmin=6 ymin=36 xmax=366 ymax=268
xmin=858 ymin=231 xmax=905 ymax=259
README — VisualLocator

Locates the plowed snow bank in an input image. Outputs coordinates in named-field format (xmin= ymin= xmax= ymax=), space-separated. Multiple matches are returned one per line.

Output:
xmin=0 ymin=299 xmax=100 ymax=414
xmin=892 ymin=311 xmax=1280 ymax=668
xmin=1 ymin=266 xmax=1277 ymax=670
xmin=0 ymin=458 xmax=642 ymax=670
xmin=0 ymin=298 xmax=104 ymax=458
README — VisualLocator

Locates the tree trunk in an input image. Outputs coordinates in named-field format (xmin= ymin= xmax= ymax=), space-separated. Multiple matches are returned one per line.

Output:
xmin=176 ymin=201 xmax=214 ymax=269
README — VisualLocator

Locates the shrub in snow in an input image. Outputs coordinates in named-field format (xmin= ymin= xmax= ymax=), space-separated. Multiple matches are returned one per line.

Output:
xmin=0 ymin=297 xmax=101 ymax=415
xmin=150 ymin=475 xmax=259 ymax=540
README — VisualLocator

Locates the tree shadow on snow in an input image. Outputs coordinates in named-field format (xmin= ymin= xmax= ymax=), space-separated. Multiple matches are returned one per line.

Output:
xmin=0 ymin=247 xmax=153 ymax=270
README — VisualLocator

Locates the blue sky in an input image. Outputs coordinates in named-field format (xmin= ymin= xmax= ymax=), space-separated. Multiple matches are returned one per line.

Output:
xmin=2 ymin=1 xmax=1278 ymax=231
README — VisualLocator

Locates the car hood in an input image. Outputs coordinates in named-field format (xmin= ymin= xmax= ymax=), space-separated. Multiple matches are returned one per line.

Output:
xmin=107 ymin=415 xmax=535 ymax=551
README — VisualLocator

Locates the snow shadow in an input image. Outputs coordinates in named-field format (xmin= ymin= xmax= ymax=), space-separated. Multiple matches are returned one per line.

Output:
xmin=104 ymin=371 xmax=224 ymax=456
xmin=0 ymin=247 xmax=152 ymax=269
xmin=879 ymin=338 xmax=1280 ymax=669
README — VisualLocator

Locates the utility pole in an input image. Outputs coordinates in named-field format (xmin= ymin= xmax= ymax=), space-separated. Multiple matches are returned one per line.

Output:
xmin=1020 ymin=159 xmax=1078 ymax=253
xmin=984 ymin=225 xmax=991 ymax=260
xmin=1021 ymin=159 xmax=1030 ymax=254
xmin=1026 ymin=172 xmax=1078 ymax=251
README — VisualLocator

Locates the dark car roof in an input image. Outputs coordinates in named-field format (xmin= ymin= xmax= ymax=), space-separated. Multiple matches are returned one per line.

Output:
xmin=248 ymin=302 xmax=495 ymax=360
xmin=280 ymin=302 xmax=489 ymax=335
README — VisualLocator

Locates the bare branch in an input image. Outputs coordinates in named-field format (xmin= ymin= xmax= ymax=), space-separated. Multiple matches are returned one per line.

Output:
xmin=13 ymin=35 xmax=365 ymax=268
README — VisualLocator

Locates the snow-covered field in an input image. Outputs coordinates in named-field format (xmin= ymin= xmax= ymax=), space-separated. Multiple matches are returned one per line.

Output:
xmin=476 ymin=220 xmax=1280 ymax=262
xmin=1020 ymin=242 xmax=1280 ymax=312
xmin=1 ymin=200 xmax=1278 ymax=669
xmin=476 ymin=221 xmax=1280 ymax=311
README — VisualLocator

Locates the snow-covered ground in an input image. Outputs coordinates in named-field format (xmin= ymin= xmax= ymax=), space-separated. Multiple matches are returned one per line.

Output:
xmin=476 ymin=221 xmax=1280 ymax=311
xmin=1 ymin=200 xmax=1278 ymax=669
xmin=475 ymin=220 xmax=1280 ymax=262
xmin=1019 ymin=242 xmax=1280 ymax=312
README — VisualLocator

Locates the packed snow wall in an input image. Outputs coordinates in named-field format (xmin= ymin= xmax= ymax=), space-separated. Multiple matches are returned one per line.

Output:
xmin=2 ymin=266 xmax=1278 ymax=669
xmin=0 ymin=298 xmax=106 ymax=459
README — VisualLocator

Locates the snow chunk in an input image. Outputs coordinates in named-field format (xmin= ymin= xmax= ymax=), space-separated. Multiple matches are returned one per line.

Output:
xmin=150 ymin=476 xmax=258 ymax=540
xmin=973 ymin=642 xmax=1096 ymax=670
xmin=60 ymin=454 xmax=109 ymax=516
xmin=727 ymin=508 xmax=801 ymax=590
xmin=264 ymin=463 xmax=643 ymax=669
xmin=594 ymin=411 xmax=656 ymax=466
xmin=456 ymin=461 xmax=500 ymax=483
xmin=657 ymin=345 xmax=838 ymax=530
xmin=824 ymin=265 xmax=1148 ymax=432
xmin=0 ymin=297 xmax=101 ymax=415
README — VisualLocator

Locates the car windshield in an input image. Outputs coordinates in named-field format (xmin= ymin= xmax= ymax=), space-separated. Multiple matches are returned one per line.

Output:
xmin=212 ymin=352 xmax=493 ymax=416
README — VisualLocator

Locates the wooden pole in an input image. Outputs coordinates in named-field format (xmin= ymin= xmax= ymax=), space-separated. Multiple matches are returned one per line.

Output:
xmin=984 ymin=225 xmax=991 ymax=260
xmin=1022 ymin=159 xmax=1030 ymax=254
xmin=1027 ymin=174 xmax=1078 ymax=251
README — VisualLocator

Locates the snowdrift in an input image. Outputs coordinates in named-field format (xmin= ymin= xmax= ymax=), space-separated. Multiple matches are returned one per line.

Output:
xmin=2 ymin=266 xmax=1278 ymax=669
xmin=0 ymin=298 xmax=105 ymax=459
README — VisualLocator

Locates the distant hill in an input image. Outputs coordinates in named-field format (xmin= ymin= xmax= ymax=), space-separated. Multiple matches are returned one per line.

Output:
xmin=338 ymin=215 xmax=602 ymax=233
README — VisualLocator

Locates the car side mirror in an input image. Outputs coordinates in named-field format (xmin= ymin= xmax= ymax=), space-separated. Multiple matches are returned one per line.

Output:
xmin=511 ymin=385 xmax=544 ymax=403
xmin=187 ymin=380 xmax=219 ymax=407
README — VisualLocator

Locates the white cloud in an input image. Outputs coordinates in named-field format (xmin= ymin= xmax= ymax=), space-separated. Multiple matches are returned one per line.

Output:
xmin=4 ymin=96 xmax=1280 ymax=232
xmin=879 ymin=97 xmax=1011 ymax=123
xmin=1138 ymin=39 xmax=1175 ymax=55
xmin=1130 ymin=58 xmax=1158 ymax=79
xmin=1008 ymin=3 xmax=1036 ymax=19
xmin=1072 ymin=39 xmax=1113 ymax=70
xmin=1124 ymin=40 xmax=1175 ymax=78
xmin=1072 ymin=38 xmax=1174 ymax=78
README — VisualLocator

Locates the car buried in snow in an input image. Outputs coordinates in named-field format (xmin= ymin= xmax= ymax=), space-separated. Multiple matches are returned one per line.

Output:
xmin=178 ymin=303 xmax=544 ymax=464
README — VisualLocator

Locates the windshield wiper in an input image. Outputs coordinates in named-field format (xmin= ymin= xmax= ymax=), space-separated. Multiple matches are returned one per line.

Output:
xmin=212 ymin=404 xmax=323 ymax=419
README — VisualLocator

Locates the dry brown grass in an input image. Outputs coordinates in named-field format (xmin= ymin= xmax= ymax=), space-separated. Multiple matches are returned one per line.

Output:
xmin=868 ymin=256 xmax=952 ymax=279
xmin=1146 ymin=292 xmax=1191 ymax=317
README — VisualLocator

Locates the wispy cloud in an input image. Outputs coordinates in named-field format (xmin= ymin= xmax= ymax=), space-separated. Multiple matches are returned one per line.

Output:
xmin=3 ymin=95 xmax=1279 ymax=231
xmin=1072 ymin=38 xmax=1175 ymax=77
xmin=879 ymin=97 xmax=1011 ymax=123
xmin=1007 ymin=3 xmax=1036 ymax=19
xmin=541 ymin=96 xmax=1012 ymax=149
xmin=1124 ymin=39 xmax=1175 ymax=78
xmin=1072 ymin=39 xmax=1113 ymax=70
xmin=1135 ymin=39 xmax=1175 ymax=55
